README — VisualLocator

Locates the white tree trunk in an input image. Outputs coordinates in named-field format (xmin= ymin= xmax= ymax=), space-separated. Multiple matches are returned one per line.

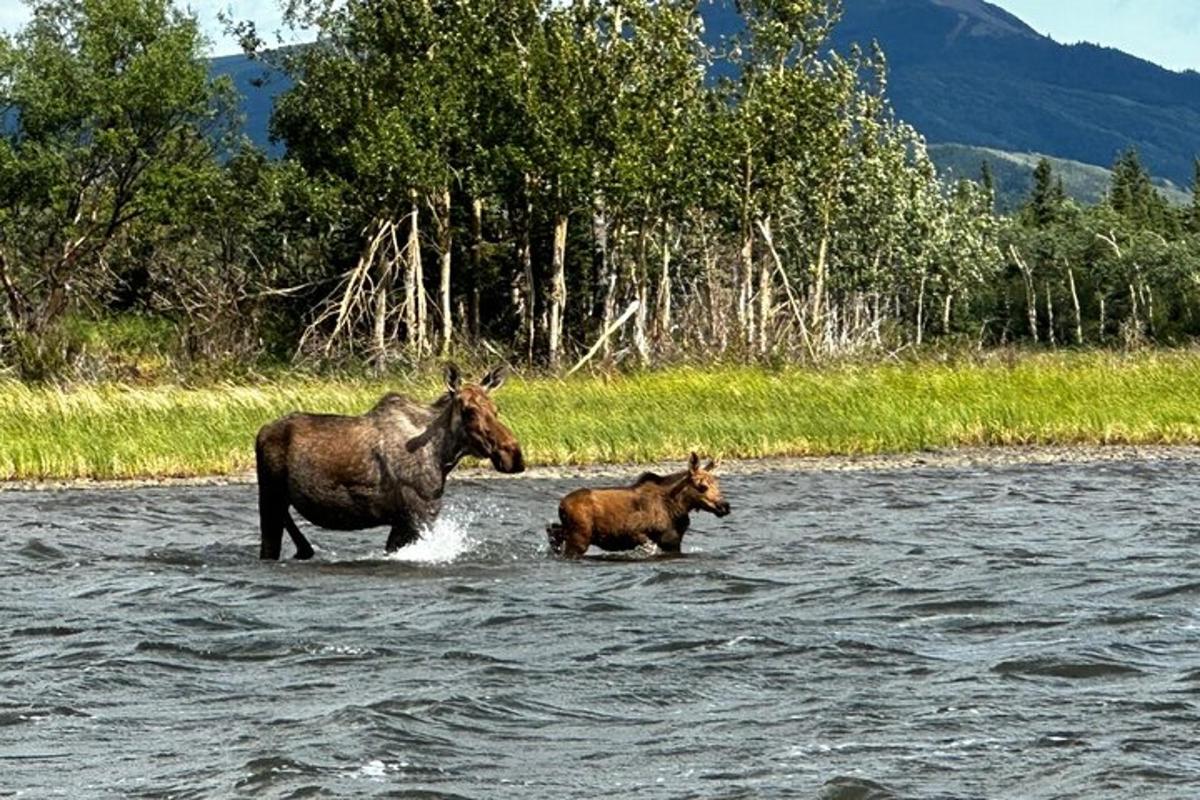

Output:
xmin=1067 ymin=267 xmax=1083 ymax=344
xmin=436 ymin=185 xmax=452 ymax=355
xmin=655 ymin=222 xmax=673 ymax=345
xmin=757 ymin=216 xmax=773 ymax=355
xmin=1044 ymin=281 xmax=1056 ymax=346
xmin=548 ymin=212 xmax=568 ymax=367
xmin=469 ymin=196 xmax=483 ymax=340
xmin=372 ymin=220 xmax=393 ymax=361
xmin=405 ymin=194 xmax=426 ymax=353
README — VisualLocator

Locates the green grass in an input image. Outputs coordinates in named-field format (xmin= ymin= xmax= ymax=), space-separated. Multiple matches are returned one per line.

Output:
xmin=3 ymin=351 xmax=1200 ymax=481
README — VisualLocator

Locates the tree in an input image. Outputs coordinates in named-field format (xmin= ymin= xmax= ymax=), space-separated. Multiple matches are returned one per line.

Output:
xmin=980 ymin=160 xmax=995 ymax=211
xmin=1023 ymin=158 xmax=1064 ymax=227
xmin=1109 ymin=148 xmax=1172 ymax=234
xmin=601 ymin=0 xmax=709 ymax=360
xmin=1190 ymin=156 xmax=1200 ymax=234
xmin=725 ymin=0 xmax=852 ymax=353
xmin=0 ymin=0 xmax=231 ymax=376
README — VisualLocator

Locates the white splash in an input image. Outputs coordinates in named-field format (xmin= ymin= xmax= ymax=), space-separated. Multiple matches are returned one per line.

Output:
xmin=356 ymin=759 xmax=389 ymax=779
xmin=384 ymin=510 xmax=478 ymax=564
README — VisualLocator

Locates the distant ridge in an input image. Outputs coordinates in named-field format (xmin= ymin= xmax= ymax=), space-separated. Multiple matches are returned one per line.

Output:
xmin=211 ymin=53 xmax=289 ymax=157
xmin=213 ymin=0 xmax=1200 ymax=194
xmin=928 ymin=143 xmax=1191 ymax=212
xmin=699 ymin=0 xmax=1200 ymax=187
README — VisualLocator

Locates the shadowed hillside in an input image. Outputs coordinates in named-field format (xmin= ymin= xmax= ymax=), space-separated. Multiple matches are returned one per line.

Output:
xmin=700 ymin=0 xmax=1200 ymax=187
xmin=210 ymin=53 xmax=289 ymax=156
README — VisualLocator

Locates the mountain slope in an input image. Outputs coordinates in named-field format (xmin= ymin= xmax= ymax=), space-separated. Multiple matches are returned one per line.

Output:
xmin=928 ymin=143 xmax=1191 ymax=211
xmin=215 ymin=0 xmax=1200 ymax=191
xmin=836 ymin=0 xmax=1200 ymax=186
xmin=211 ymin=53 xmax=289 ymax=156
xmin=701 ymin=0 xmax=1200 ymax=187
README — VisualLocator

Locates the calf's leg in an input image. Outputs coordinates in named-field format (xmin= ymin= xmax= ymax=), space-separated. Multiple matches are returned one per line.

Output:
xmin=560 ymin=524 xmax=593 ymax=558
xmin=546 ymin=523 xmax=566 ymax=554
xmin=556 ymin=508 xmax=593 ymax=559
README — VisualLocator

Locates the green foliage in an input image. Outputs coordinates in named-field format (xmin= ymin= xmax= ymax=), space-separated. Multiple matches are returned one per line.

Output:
xmin=997 ymin=146 xmax=1200 ymax=348
xmin=1022 ymin=158 xmax=1064 ymax=227
xmin=929 ymin=143 xmax=1191 ymax=213
xmin=0 ymin=0 xmax=234 ymax=377
xmin=1190 ymin=157 xmax=1200 ymax=234
xmin=1110 ymin=148 xmax=1176 ymax=234
xmin=2 ymin=0 xmax=1200 ymax=381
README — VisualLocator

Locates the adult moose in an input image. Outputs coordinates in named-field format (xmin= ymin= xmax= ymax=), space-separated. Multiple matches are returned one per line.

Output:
xmin=255 ymin=364 xmax=524 ymax=560
xmin=547 ymin=453 xmax=731 ymax=558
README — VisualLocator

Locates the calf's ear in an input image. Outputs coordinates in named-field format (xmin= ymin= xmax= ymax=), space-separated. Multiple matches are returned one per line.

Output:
xmin=689 ymin=451 xmax=701 ymax=473
xmin=481 ymin=365 xmax=507 ymax=392
xmin=704 ymin=458 xmax=719 ymax=471
xmin=445 ymin=362 xmax=462 ymax=394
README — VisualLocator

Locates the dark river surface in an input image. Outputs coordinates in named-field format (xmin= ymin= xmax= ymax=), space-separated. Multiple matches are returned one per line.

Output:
xmin=2 ymin=459 xmax=1200 ymax=798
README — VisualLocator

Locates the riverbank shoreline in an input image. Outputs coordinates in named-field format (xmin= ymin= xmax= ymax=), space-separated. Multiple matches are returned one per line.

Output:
xmin=4 ymin=354 xmax=1200 ymax=485
xmin=5 ymin=443 xmax=1198 ymax=492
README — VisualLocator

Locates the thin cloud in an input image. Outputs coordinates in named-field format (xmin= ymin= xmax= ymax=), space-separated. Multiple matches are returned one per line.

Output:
xmin=0 ymin=1 xmax=305 ymax=55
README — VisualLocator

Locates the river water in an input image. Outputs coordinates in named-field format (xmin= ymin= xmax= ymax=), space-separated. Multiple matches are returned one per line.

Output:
xmin=2 ymin=460 xmax=1199 ymax=798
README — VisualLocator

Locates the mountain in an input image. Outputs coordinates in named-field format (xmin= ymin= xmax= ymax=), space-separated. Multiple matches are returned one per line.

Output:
xmin=701 ymin=0 xmax=1200 ymax=188
xmin=211 ymin=53 xmax=289 ymax=157
xmin=837 ymin=0 xmax=1200 ymax=187
xmin=214 ymin=0 xmax=1200 ymax=194
xmin=928 ymin=143 xmax=1191 ymax=211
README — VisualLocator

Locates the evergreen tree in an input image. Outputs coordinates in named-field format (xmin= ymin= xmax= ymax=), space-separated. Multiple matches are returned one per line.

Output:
xmin=980 ymin=160 xmax=995 ymax=210
xmin=1109 ymin=148 xmax=1168 ymax=231
xmin=1025 ymin=158 xmax=1061 ymax=227
xmin=1190 ymin=156 xmax=1200 ymax=234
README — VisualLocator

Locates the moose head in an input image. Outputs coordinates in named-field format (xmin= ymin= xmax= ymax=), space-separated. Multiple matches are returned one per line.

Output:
xmin=444 ymin=363 xmax=525 ymax=474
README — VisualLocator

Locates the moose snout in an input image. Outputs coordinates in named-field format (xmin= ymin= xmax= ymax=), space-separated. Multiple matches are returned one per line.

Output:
xmin=493 ymin=445 xmax=525 ymax=474
xmin=714 ymin=500 xmax=732 ymax=517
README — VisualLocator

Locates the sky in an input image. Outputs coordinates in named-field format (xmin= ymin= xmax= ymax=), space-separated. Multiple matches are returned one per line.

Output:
xmin=0 ymin=1 xmax=303 ymax=56
xmin=0 ymin=0 xmax=1199 ymax=72
xmin=988 ymin=0 xmax=1200 ymax=73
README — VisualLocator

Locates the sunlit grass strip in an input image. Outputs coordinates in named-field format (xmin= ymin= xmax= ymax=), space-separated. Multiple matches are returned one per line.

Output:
xmin=2 ymin=351 xmax=1200 ymax=480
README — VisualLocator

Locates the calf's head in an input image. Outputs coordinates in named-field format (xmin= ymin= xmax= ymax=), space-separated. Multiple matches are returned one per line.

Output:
xmin=445 ymin=363 xmax=525 ymax=473
xmin=682 ymin=452 xmax=731 ymax=517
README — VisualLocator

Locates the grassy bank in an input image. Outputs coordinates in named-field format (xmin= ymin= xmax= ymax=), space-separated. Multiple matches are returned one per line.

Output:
xmin=2 ymin=351 xmax=1200 ymax=481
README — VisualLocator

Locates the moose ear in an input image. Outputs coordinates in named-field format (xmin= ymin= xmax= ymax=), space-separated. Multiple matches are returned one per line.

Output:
xmin=689 ymin=451 xmax=701 ymax=473
xmin=480 ymin=365 xmax=507 ymax=392
xmin=704 ymin=458 xmax=719 ymax=472
xmin=444 ymin=362 xmax=462 ymax=394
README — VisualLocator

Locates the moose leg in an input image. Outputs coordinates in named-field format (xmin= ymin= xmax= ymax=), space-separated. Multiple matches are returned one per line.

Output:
xmin=385 ymin=512 xmax=421 ymax=553
xmin=259 ymin=511 xmax=284 ymax=561
xmin=255 ymin=433 xmax=291 ymax=561
xmin=546 ymin=523 xmax=566 ymax=554
xmin=558 ymin=521 xmax=593 ymax=559
xmin=257 ymin=489 xmax=287 ymax=561
xmin=554 ymin=503 xmax=594 ymax=558
xmin=631 ymin=531 xmax=662 ymax=554
xmin=657 ymin=529 xmax=683 ymax=553
xmin=284 ymin=511 xmax=314 ymax=560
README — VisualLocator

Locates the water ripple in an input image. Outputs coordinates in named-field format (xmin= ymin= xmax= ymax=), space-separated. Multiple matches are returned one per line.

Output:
xmin=2 ymin=462 xmax=1198 ymax=797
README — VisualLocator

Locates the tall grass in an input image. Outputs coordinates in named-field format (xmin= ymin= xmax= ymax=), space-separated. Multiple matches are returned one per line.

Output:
xmin=2 ymin=351 xmax=1200 ymax=480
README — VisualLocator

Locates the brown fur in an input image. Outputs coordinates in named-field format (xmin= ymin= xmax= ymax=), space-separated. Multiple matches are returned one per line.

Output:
xmin=547 ymin=453 xmax=731 ymax=558
xmin=255 ymin=364 xmax=523 ymax=559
